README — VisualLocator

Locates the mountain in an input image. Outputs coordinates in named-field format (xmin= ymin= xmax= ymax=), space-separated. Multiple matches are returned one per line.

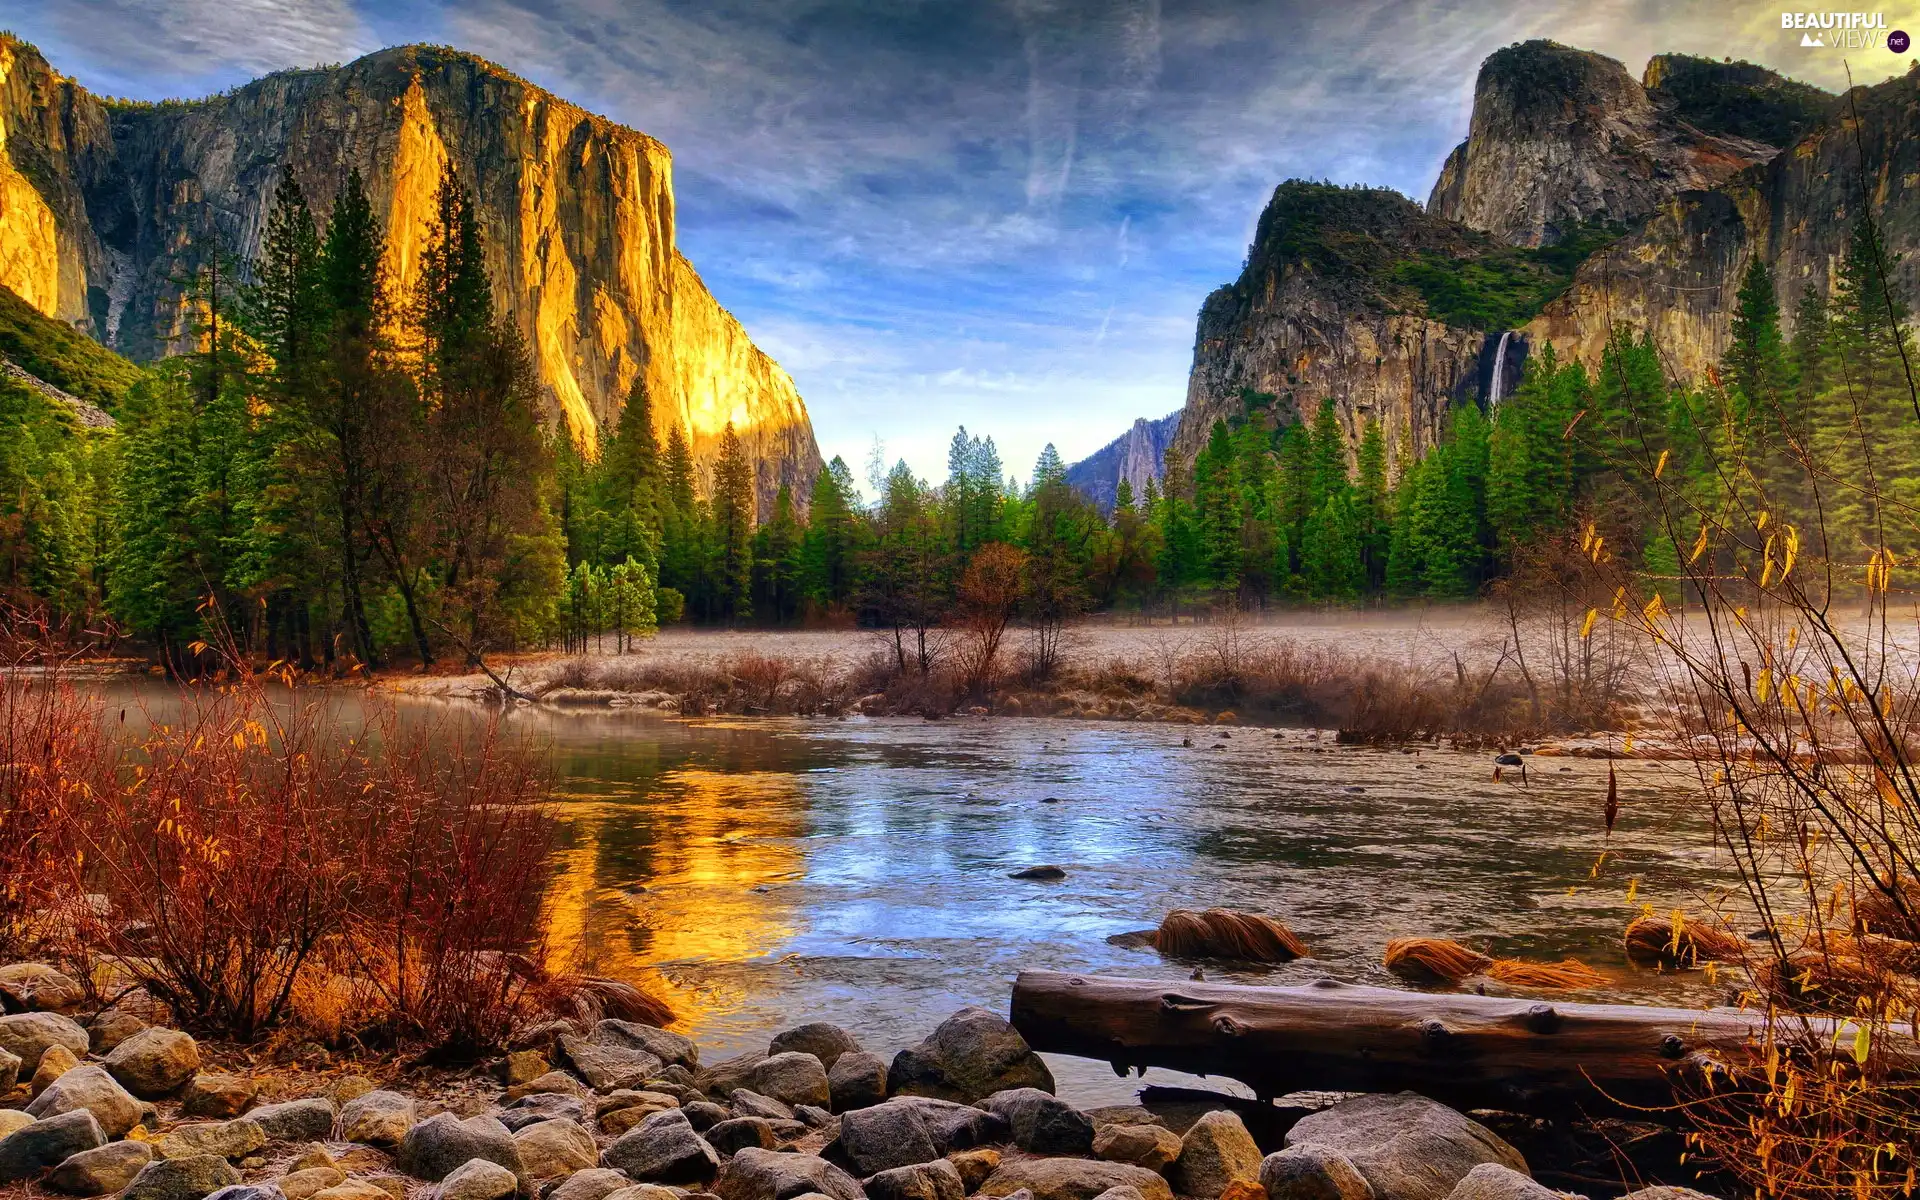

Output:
xmin=1065 ymin=410 xmax=1181 ymax=513
xmin=0 ymin=36 xmax=820 ymax=510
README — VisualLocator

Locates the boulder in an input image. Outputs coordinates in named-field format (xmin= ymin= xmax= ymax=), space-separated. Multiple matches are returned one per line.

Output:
xmin=204 ymin=1187 xmax=285 ymax=1200
xmin=339 ymin=1091 xmax=419 ymax=1148
xmin=831 ymin=1100 xmax=939 ymax=1176
xmin=46 ymin=1140 xmax=156 ymax=1194
xmin=561 ymin=1035 xmax=663 ymax=1092
xmin=745 ymin=1053 xmax=831 ymax=1110
xmin=946 ymin=1149 xmax=1000 ymax=1192
xmin=769 ymin=1024 xmax=861 ymax=1072
xmin=596 ymin=1089 xmax=680 ymax=1117
xmin=0 ymin=964 xmax=84 ymax=1012
xmin=636 ymin=1080 xmax=700 ymax=1105
xmin=1260 ymin=1147 xmax=1376 ymax=1200
xmin=121 ymin=1154 xmax=242 ymax=1200
xmin=797 ymin=1104 xmax=836 ymax=1130
xmin=310 ymin=1181 xmax=392 ymax=1200
xmin=512 ymin=1117 xmax=597 ymax=1179
xmin=1444 ymin=1164 xmax=1560 ymax=1200
xmin=713 ymin=1147 xmax=864 ymax=1200
xmin=592 ymin=1020 xmax=698 ymax=1071
xmin=0 ymin=1109 xmax=107 ymax=1183
xmin=0 ymin=1045 xmax=19 ymax=1092
xmin=500 ymin=1092 xmax=590 ymax=1133
xmin=1285 ymin=1094 xmax=1528 ymax=1200
xmin=1171 ymin=1111 xmax=1264 ymax=1200
xmin=1617 ymin=1191 xmax=1720 ymax=1200
xmin=981 ymin=1089 xmax=1094 ymax=1156
xmin=682 ymin=1101 xmax=731 ymax=1132
xmin=438 ymin=1159 xmax=519 ymax=1200
xmin=276 ymin=1168 xmax=347 ymax=1200
xmin=886 ymin=1008 xmax=1052 ymax=1103
xmin=491 ymin=1051 xmax=550 ymax=1088
xmin=1092 ymin=1124 xmax=1181 ymax=1171
xmin=182 ymin=1073 xmax=257 ymax=1119
xmin=0 ymin=1111 xmax=33 ymax=1138
xmin=86 ymin=1009 xmax=148 ymax=1056
xmin=105 ymin=1027 xmax=202 ymax=1098
xmin=289 ymin=1147 xmax=336 ymax=1172
xmin=26 ymin=1065 xmax=143 ymax=1138
xmin=731 ymin=1090 xmax=797 ymax=1121
xmin=706 ymin=1116 xmax=777 ymax=1155
xmin=827 ymin=1052 xmax=888 ymax=1114
xmin=155 ymin=1119 xmax=268 ymax=1162
xmin=249 ymin=1098 xmax=339 ymax=1142
xmin=697 ymin=1052 xmax=767 ymax=1099
xmin=505 ymin=1072 xmax=591 ymax=1103
xmin=547 ymin=1169 xmax=632 ymax=1200
xmin=328 ymin=1078 xmax=377 ymax=1105
xmin=394 ymin=1113 xmax=523 ymax=1184
xmin=599 ymin=1106 xmax=668 ymax=1138
xmin=31 ymin=1042 xmax=80 ymax=1095
xmin=979 ymin=1159 xmax=1173 ymax=1200
xmin=603 ymin=1188 xmax=685 ymax=1200
xmin=599 ymin=1108 xmax=720 ymax=1186
xmin=892 ymin=1097 xmax=1007 ymax=1154
xmin=0 ymin=1011 xmax=91 ymax=1075
xmin=866 ymin=1160 xmax=963 ymax=1200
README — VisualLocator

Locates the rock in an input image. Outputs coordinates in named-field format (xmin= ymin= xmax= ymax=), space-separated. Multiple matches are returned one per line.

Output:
xmin=277 ymin=1168 xmax=347 ymax=1200
xmin=105 ymin=1027 xmax=202 ymax=1098
xmin=548 ymin=1168 xmax=633 ymax=1200
xmin=0 ymin=1110 xmax=107 ymax=1182
xmin=328 ymin=1077 xmax=377 ymax=1105
xmin=121 ymin=1154 xmax=241 ymax=1200
xmin=513 ymin=1117 xmax=597 ymax=1179
xmin=204 ymin=1186 xmax=285 ymax=1200
xmin=599 ymin=1109 xmax=720 ymax=1186
xmin=250 ymin=1098 xmax=339 ymax=1142
xmin=1092 ymin=1124 xmax=1181 ymax=1172
xmin=47 ymin=1140 xmax=156 ymax=1194
xmin=1006 ymin=866 xmax=1067 ymax=881
xmin=181 ymin=1073 xmax=257 ymax=1119
xmin=290 ymin=1147 xmax=336 ymax=1172
xmin=696 ymin=1053 xmax=767 ymax=1099
xmin=768 ymin=1024 xmax=861 ymax=1072
xmin=637 ymin=1080 xmax=700 ymax=1105
xmin=891 ymin=1097 xmax=1006 ymax=1154
xmin=396 ymin=1113 xmax=524 ymax=1184
xmin=506 ymin=1072 xmax=591 ymax=1103
xmin=311 ymin=1182 xmax=392 ymax=1200
xmin=979 ymin=1159 xmax=1173 ymax=1200
xmin=438 ymin=1158 xmax=519 ymax=1200
xmin=562 ymin=1036 xmax=665 ymax=1093
xmin=682 ymin=1101 xmax=731 ymax=1132
xmin=886 ymin=1008 xmax=1052 ymax=1103
xmin=26 ymin=1065 xmax=143 ymax=1138
xmin=603 ymin=1188 xmax=685 ymax=1200
xmin=713 ymin=1147 xmax=863 ymax=1200
xmin=947 ymin=1149 xmax=999 ymax=1191
xmin=31 ymin=1042 xmax=80 ymax=1095
xmin=0 ymin=964 xmax=84 ymax=1012
xmin=831 ymin=1100 xmax=938 ymax=1176
xmin=865 ymin=1160 xmax=963 ymax=1200
xmin=596 ymin=1089 xmax=680 ymax=1116
xmin=1444 ymin=1164 xmax=1559 ymax=1200
xmin=1090 ymin=1190 xmax=1145 ymax=1200
xmin=599 ymin=1105 xmax=666 ymax=1137
xmin=85 ymin=1009 xmax=148 ymax=1056
xmin=0 ymin=1011 xmax=91 ymax=1075
xmin=340 ymin=1090 xmax=419 ymax=1148
xmin=1258 ymin=1146 xmax=1376 ymax=1200
xmin=827 ymin=1052 xmax=888 ymax=1114
xmin=1171 ymin=1111 xmax=1264 ymax=1199
xmin=593 ymin=1021 xmax=699 ymax=1071
xmin=1285 ymin=1094 xmax=1528 ymax=1200
xmin=155 ymin=1119 xmax=267 ymax=1162
xmin=796 ymin=1105 xmax=835 ymax=1130
xmin=492 ymin=1051 xmax=551 ymax=1087
xmin=981 ymin=1089 xmax=1094 ymax=1156
xmin=730 ymin=1090 xmax=797 ymax=1121
xmin=0 ymin=1111 xmax=33 ymax=1138
xmin=768 ymin=1117 xmax=809 ymax=1143
xmin=0 ymin=1045 xmax=19 ymax=1092
xmin=1617 ymin=1191 xmax=1719 ymax=1200
xmin=501 ymin=1091 xmax=590 ymax=1133
xmin=743 ymin=1053 xmax=830 ymax=1110
xmin=706 ymin=1117 xmax=776 ymax=1156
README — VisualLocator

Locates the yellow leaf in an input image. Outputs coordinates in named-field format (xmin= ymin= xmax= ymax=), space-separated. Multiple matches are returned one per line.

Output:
xmin=1643 ymin=593 xmax=1669 ymax=622
xmin=1654 ymin=449 xmax=1670 ymax=479
xmin=1688 ymin=524 xmax=1711 ymax=564
xmin=1853 ymin=1023 xmax=1871 ymax=1065
xmin=1626 ymin=877 xmax=1640 ymax=903
xmin=1580 ymin=608 xmax=1598 ymax=639
xmin=1757 ymin=510 xmax=1770 ymax=531
xmin=1624 ymin=734 xmax=1635 ymax=755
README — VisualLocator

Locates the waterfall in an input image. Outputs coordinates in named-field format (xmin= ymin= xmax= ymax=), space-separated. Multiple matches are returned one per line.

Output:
xmin=1487 ymin=331 xmax=1513 ymax=407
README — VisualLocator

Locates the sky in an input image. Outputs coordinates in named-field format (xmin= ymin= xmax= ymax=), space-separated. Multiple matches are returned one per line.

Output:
xmin=9 ymin=0 xmax=1915 ymax=485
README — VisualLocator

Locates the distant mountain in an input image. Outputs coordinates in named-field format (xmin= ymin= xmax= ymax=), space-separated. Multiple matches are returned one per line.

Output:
xmin=1065 ymin=411 xmax=1181 ymax=513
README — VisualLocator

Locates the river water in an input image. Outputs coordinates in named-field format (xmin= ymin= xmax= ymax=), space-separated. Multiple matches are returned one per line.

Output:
xmin=87 ymin=681 xmax=1739 ymax=1106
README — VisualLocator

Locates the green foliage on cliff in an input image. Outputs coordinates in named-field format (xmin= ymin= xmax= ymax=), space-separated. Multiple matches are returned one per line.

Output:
xmin=1389 ymin=221 xmax=1623 ymax=331
xmin=0 ymin=285 xmax=142 ymax=410
xmin=1644 ymin=53 xmax=1834 ymax=148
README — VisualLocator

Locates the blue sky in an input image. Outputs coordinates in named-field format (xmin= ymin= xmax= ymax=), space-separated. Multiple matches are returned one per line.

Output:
xmin=9 ymin=0 xmax=1899 ymax=484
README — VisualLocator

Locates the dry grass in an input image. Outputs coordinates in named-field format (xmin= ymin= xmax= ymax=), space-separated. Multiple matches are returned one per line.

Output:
xmin=1623 ymin=913 xmax=1747 ymax=968
xmin=1384 ymin=937 xmax=1608 ymax=990
xmin=1153 ymin=908 xmax=1309 ymax=963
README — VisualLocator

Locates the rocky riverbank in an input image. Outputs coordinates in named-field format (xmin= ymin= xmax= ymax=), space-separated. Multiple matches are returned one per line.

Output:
xmin=0 ymin=960 xmax=1719 ymax=1200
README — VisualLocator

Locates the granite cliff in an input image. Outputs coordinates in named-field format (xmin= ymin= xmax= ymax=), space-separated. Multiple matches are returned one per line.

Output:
xmin=1065 ymin=410 xmax=1181 ymax=513
xmin=0 ymin=36 xmax=819 ymax=511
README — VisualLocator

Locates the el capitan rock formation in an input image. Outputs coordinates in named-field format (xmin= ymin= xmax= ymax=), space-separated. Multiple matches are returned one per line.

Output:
xmin=0 ymin=36 xmax=819 ymax=510
xmin=1065 ymin=411 xmax=1181 ymax=513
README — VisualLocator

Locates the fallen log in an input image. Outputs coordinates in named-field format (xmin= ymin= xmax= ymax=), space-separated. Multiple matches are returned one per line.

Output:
xmin=1009 ymin=970 xmax=1916 ymax=1119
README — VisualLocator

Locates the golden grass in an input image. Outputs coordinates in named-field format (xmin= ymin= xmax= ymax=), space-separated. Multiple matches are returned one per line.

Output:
xmin=1623 ymin=913 xmax=1748 ymax=968
xmin=1385 ymin=937 xmax=1607 ymax=989
xmin=1484 ymin=958 xmax=1611 ymax=989
xmin=1154 ymin=908 xmax=1309 ymax=962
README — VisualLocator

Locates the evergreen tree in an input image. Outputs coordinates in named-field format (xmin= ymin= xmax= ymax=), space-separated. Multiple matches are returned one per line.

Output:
xmin=1193 ymin=420 xmax=1243 ymax=593
xmin=1355 ymin=419 xmax=1391 ymax=590
xmin=1301 ymin=490 xmax=1365 ymax=602
xmin=710 ymin=422 xmax=756 ymax=620
xmin=801 ymin=455 xmax=858 ymax=610
xmin=753 ymin=483 xmax=803 ymax=622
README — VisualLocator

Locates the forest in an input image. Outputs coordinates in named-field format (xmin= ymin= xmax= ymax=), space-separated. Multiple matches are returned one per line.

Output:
xmin=0 ymin=166 xmax=1913 ymax=674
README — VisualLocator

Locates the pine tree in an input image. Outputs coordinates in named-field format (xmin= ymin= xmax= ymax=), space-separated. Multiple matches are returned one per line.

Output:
xmin=1194 ymin=420 xmax=1243 ymax=593
xmin=1307 ymin=398 xmax=1347 ymax=511
xmin=1301 ymin=490 xmax=1364 ymax=602
xmin=1355 ymin=419 xmax=1390 ymax=590
xmin=801 ymin=455 xmax=858 ymax=610
xmin=711 ymin=422 xmax=756 ymax=620
xmin=753 ymin=483 xmax=802 ymax=622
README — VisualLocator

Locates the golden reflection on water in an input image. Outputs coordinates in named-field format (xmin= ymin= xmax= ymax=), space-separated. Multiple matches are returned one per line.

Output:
xmin=538 ymin=767 xmax=809 ymax=1039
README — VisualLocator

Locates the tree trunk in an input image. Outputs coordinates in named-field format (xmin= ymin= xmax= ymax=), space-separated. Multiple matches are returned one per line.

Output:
xmin=1008 ymin=970 xmax=1915 ymax=1119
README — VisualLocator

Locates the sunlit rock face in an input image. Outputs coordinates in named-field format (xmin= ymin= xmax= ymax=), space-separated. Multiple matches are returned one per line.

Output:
xmin=0 ymin=37 xmax=819 ymax=510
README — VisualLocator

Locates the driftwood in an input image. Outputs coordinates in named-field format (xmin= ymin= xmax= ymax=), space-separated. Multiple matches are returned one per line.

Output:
xmin=1009 ymin=970 xmax=1917 ymax=1119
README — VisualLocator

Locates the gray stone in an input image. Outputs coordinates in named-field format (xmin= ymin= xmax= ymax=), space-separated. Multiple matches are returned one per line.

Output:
xmin=32 ymin=1043 xmax=80 ymax=1095
xmin=121 ymin=1154 xmax=241 ymax=1200
xmin=1260 ymin=1147 xmax=1376 ymax=1200
xmin=706 ymin=1117 xmax=777 ymax=1156
xmin=1444 ymin=1164 xmax=1560 ymax=1200
xmin=979 ymin=1159 xmax=1172 ymax=1200
xmin=865 ymin=1161 xmax=962 ymax=1200
xmin=1092 ymin=1124 xmax=1181 ymax=1171
xmin=730 ymin=1089 xmax=797 ymax=1121
xmin=1617 ymin=1191 xmax=1721 ymax=1200
xmin=886 ymin=1097 xmax=1006 ymax=1154
xmin=599 ymin=1109 xmax=720 ymax=1187
xmin=744 ymin=1053 xmax=830 ymax=1110
xmin=636 ymin=1081 xmax=700 ymax=1105
xmin=546 ymin=1167 xmax=631 ymax=1200
xmin=0 ymin=1109 xmax=107 ymax=1182
xmin=501 ymin=1092 xmax=590 ymax=1132
xmin=831 ymin=1100 xmax=938 ymax=1176
xmin=438 ymin=1159 xmax=519 ymax=1200
xmin=46 ymin=1139 xmax=155 ymax=1194
xmin=562 ymin=1035 xmax=665 ymax=1093
xmin=768 ymin=1024 xmax=861 ymax=1072
xmin=85 ymin=1010 xmax=148 ymax=1056
xmin=1171 ymin=1110 xmax=1264 ymax=1200
xmin=592 ymin=1021 xmax=699 ymax=1071
xmin=0 ymin=1111 xmax=33 ymax=1138
xmin=827 ymin=1053 xmax=888 ymax=1114
xmin=1285 ymin=1093 xmax=1529 ymax=1200
xmin=506 ymin=1072 xmax=592 ymax=1103
xmin=26 ymin=1065 xmax=143 ymax=1138
xmin=796 ymin=1105 xmax=835 ymax=1130
xmin=203 ymin=1187 xmax=285 ymax=1200
xmin=513 ymin=1117 xmax=597 ymax=1179
xmin=885 ymin=1008 xmax=1052 ymax=1104
xmin=275 ymin=1168 xmax=346 ymax=1200
xmin=182 ymin=1073 xmax=257 ymax=1119
xmin=597 ymin=1089 xmax=681 ymax=1117
xmin=697 ymin=1053 xmax=767 ymax=1099
xmin=0 ymin=1011 xmax=91 ymax=1075
xmin=155 ymin=1118 xmax=267 ymax=1161
xmin=603 ymin=1188 xmax=686 ymax=1200
xmin=713 ymin=1148 xmax=863 ymax=1200
xmin=396 ymin=1113 xmax=524 ymax=1184
xmin=492 ymin=1051 xmax=551 ymax=1087
xmin=105 ymin=1027 xmax=201 ymax=1098
xmin=683 ymin=1101 xmax=731 ymax=1132
xmin=249 ymin=1098 xmax=338 ymax=1142
xmin=0 ymin=1045 xmax=19 ymax=1092
xmin=1089 ymin=1190 xmax=1144 ymax=1200
xmin=981 ymin=1088 xmax=1094 ymax=1156
xmin=0 ymin=964 xmax=84 ymax=1013
xmin=340 ymin=1090 xmax=419 ymax=1148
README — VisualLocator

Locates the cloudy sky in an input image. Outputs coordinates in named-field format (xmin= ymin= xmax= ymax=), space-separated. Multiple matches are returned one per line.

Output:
xmin=10 ymin=0 xmax=1911 ymax=483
